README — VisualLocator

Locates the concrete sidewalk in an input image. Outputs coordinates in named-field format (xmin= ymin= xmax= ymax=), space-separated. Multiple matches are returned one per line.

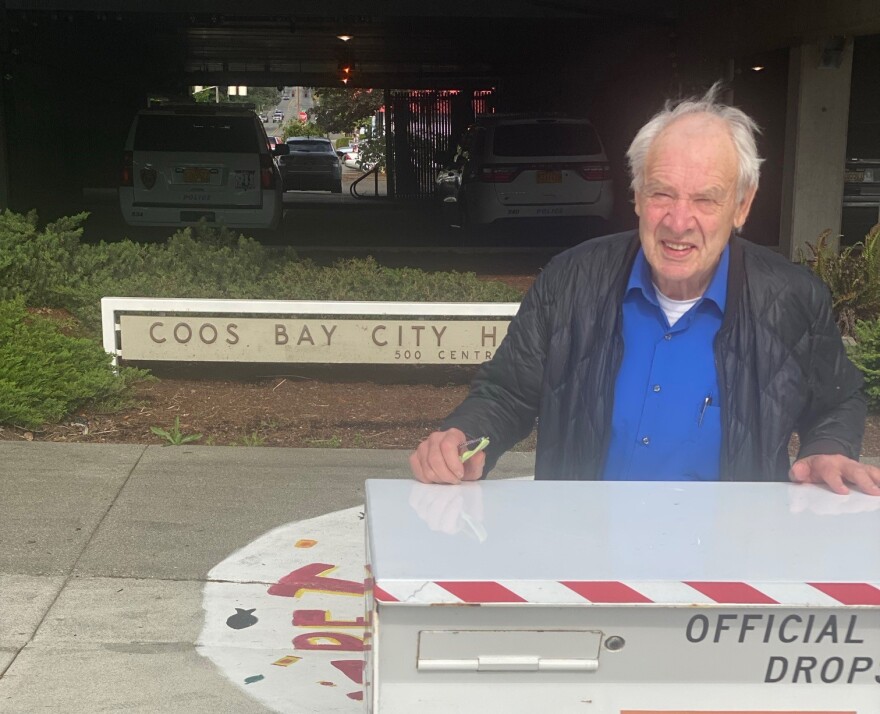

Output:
xmin=0 ymin=442 xmax=536 ymax=713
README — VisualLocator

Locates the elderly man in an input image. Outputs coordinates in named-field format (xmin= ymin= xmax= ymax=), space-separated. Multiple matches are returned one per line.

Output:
xmin=410 ymin=85 xmax=880 ymax=496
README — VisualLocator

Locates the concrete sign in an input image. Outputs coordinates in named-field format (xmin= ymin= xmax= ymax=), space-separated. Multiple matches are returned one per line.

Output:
xmin=103 ymin=298 xmax=520 ymax=366
xmin=119 ymin=316 xmax=509 ymax=364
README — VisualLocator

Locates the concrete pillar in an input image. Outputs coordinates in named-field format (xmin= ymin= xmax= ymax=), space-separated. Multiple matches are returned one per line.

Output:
xmin=0 ymin=9 xmax=9 ymax=212
xmin=779 ymin=38 xmax=853 ymax=260
xmin=0 ymin=78 xmax=9 ymax=213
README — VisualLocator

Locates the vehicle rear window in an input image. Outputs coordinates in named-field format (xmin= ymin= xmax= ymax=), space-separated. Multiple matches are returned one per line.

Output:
xmin=287 ymin=140 xmax=335 ymax=154
xmin=134 ymin=115 xmax=259 ymax=153
xmin=492 ymin=123 xmax=602 ymax=157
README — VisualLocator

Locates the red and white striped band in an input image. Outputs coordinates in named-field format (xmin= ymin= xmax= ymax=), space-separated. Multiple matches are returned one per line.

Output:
xmin=372 ymin=580 xmax=880 ymax=607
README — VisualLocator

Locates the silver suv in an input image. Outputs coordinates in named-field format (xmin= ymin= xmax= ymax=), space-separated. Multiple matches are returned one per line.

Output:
xmin=447 ymin=114 xmax=613 ymax=229
xmin=119 ymin=103 xmax=284 ymax=230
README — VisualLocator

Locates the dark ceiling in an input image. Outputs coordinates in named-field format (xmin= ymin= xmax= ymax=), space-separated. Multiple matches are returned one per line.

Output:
xmin=4 ymin=1 xmax=878 ymax=89
xmin=186 ymin=0 xmax=679 ymax=82
xmin=3 ymin=1 xmax=681 ymax=88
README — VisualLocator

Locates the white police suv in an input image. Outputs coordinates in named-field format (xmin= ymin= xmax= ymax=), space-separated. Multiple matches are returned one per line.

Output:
xmin=453 ymin=114 xmax=613 ymax=229
xmin=119 ymin=103 xmax=285 ymax=230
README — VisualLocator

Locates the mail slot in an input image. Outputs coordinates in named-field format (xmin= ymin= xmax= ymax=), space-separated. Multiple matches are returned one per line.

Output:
xmin=363 ymin=479 xmax=880 ymax=713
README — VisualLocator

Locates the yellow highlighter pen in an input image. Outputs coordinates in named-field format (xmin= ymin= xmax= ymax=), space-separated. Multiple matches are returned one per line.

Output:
xmin=459 ymin=436 xmax=490 ymax=463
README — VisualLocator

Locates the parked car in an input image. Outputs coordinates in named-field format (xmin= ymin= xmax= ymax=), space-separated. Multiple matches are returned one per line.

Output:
xmin=278 ymin=137 xmax=342 ymax=193
xmin=119 ymin=103 xmax=285 ymax=229
xmin=342 ymin=149 xmax=361 ymax=169
xmin=335 ymin=144 xmax=356 ymax=159
xmin=843 ymin=157 xmax=880 ymax=207
xmin=342 ymin=146 xmax=376 ymax=171
xmin=266 ymin=135 xmax=282 ymax=151
xmin=446 ymin=114 xmax=613 ymax=229
xmin=842 ymin=156 xmax=880 ymax=244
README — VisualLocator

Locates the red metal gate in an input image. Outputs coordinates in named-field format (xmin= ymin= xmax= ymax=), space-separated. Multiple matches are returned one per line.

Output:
xmin=385 ymin=89 xmax=493 ymax=200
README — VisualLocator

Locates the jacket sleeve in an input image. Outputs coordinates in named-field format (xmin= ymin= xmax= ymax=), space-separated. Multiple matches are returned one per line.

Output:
xmin=440 ymin=265 xmax=554 ymax=474
xmin=795 ymin=280 xmax=866 ymax=460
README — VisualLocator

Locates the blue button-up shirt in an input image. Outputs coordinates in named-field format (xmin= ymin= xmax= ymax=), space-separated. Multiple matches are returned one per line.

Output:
xmin=601 ymin=247 xmax=729 ymax=481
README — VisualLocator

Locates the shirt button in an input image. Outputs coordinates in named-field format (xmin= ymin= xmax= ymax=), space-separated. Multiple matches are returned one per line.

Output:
xmin=664 ymin=334 xmax=672 ymax=341
xmin=653 ymin=384 xmax=661 ymax=392
xmin=641 ymin=436 xmax=650 ymax=445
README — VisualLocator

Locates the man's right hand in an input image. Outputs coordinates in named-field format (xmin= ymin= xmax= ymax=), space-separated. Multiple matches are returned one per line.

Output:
xmin=409 ymin=428 xmax=486 ymax=484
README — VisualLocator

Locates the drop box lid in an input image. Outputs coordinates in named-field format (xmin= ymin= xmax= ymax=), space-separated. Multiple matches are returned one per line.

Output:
xmin=365 ymin=480 xmax=880 ymax=608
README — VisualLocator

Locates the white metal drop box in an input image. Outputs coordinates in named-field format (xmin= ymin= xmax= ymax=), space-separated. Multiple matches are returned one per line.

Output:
xmin=363 ymin=479 xmax=880 ymax=713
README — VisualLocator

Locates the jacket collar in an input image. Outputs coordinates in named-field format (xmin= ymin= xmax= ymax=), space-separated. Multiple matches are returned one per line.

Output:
xmin=722 ymin=233 xmax=745 ymax=331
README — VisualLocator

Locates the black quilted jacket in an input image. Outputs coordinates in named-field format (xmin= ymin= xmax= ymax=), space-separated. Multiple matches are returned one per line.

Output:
xmin=442 ymin=230 xmax=866 ymax=481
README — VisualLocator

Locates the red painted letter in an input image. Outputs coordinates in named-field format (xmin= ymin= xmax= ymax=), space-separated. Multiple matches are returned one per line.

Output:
xmin=268 ymin=563 xmax=364 ymax=599
xmin=293 ymin=632 xmax=365 ymax=652
xmin=331 ymin=659 xmax=364 ymax=684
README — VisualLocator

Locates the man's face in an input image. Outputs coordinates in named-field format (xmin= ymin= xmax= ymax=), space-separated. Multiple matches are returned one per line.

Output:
xmin=634 ymin=114 xmax=756 ymax=300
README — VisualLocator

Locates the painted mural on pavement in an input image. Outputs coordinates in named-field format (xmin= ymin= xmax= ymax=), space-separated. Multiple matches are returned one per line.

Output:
xmin=197 ymin=506 xmax=366 ymax=713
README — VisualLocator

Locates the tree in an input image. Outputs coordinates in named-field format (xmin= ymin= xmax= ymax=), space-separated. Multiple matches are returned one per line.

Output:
xmin=282 ymin=121 xmax=325 ymax=140
xmin=358 ymin=140 xmax=386 ymax=173
xmin=310 ymin=88 xmax=383 ymax=135
xmin=244 ymin=87 xmax=283 ymax=112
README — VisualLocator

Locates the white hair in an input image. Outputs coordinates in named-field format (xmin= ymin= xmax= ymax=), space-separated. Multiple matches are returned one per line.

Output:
xmin=626 ymin=82 xmax=763 ymax=203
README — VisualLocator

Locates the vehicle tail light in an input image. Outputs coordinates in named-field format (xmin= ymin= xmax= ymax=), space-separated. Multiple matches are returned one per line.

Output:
xmin=121 ymin=151 xmax=133 ymax=187
xmin=260 ymin=153 xmax=275 ymax=189
xmin=577 ymin=162 xmax=611 ymax=181
xmin=479 ymin=165 xmax=520 ymax=183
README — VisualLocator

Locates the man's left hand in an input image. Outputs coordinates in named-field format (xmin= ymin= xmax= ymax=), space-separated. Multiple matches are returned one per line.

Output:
xmin=789 ymin=454 xmax=880 ymax=495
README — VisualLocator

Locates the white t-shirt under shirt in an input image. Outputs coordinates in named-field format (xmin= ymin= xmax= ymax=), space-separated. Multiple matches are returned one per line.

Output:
xmin=654 ymin=284 xmax=701 ymax=326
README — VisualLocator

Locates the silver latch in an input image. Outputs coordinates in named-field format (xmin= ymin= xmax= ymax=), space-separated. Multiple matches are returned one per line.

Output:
xmin=417 ymin=629 xmax=602 ymax=673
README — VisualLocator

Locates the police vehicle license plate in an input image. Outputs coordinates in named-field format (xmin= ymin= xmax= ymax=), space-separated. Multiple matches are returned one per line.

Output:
xmin=183 ymin=168 xmax=210 ymax=184
xmin=844 ymin=170 xmax=865 ymax=183
xmin=536 ymin=170 xmax=561 ymax=183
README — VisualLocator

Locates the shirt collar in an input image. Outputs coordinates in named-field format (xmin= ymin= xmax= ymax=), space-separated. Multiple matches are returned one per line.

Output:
xmin=626 ymin=244 xmax=729 ymax=312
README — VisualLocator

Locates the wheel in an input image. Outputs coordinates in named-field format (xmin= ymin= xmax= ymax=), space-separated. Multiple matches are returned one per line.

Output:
xmin=331 ymin=181 xmax=342 ymax=194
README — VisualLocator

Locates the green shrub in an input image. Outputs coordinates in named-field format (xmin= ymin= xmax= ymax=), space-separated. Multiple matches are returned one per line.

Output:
xmin=0 ymin=299 xmax=150 ymax=429
xmin=848 ymin=318 xmax=880 ymax=411
xmin=802 ymin=224 xmax=880 ymax=337
xmin=0 ymin=210 xmax=87 ymax=306
xmin=0 ymin=212 xmax=523 ymax=336
xmin=267 ymin=256 xmax=522 ymax=303
xmin=67 ymin=224 xmax=299 ymax=332
xmin=63 ymin=227 xmax=520 ymax=333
